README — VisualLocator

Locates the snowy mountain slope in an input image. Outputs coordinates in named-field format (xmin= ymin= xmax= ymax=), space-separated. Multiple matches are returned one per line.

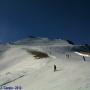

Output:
xmin=0 ymin=38 xmax=90 ymax=90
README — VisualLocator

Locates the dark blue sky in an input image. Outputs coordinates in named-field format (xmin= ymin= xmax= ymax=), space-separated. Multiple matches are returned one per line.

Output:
xmin=0 ymin=0 xmax=90 ymax=44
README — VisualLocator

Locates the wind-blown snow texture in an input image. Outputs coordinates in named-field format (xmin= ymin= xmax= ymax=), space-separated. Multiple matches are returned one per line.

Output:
xmin=0 ymin=37 xmax=90 ymax=90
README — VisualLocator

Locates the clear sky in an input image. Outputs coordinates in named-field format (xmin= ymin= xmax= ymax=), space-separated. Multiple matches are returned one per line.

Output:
xmin=0 ymin=0 xmax=90 ymax=44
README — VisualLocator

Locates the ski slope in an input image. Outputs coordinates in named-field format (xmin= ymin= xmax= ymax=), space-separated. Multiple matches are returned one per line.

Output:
xmin=0 ymin=38 xmax=90 ymax=90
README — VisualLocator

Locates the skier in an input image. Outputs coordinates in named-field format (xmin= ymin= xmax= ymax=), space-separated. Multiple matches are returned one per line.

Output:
xmin=66 ymin=54 xmax=69 ymax=59
xmin=67 ymin=54 xmax=69 ymax=59
xmin=83 ymin=56 xmax=86 ymax=61
xmin=54 ymin=64 xmax=57 ymax=72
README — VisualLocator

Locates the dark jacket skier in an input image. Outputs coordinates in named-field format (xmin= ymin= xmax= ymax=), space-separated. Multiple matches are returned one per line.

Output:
xmin=83 ymin=56 xmax=86 ymax=61
xmin=54 ymin=64 xmax=56 ymax=72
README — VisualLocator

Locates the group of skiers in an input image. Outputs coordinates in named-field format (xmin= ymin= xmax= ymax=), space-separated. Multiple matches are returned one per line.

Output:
xmin=66 ymin=53 xmax=86 ymax=61
xmin=66 ymin=54 xmax=70 ymax=59
xmin=53 ymin=54 xmax=86 ymax=72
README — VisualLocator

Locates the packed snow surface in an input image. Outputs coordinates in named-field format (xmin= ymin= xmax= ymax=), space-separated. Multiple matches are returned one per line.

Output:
xmin=0 ymin=38 xmax=90 ymax=90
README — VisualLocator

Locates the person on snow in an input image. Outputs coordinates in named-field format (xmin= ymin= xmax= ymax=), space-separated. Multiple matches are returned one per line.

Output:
xmin=66 ymin=54 xmax=69 ymax=59
xmin=83 ymin=56 xmax=86 ymax=61
xmin=54 ymin=64 xmax=57 ymax=72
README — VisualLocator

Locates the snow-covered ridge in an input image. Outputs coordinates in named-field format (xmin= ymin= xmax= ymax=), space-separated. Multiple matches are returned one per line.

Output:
xmin=12 ymin=37 xmax=72 ymax=45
